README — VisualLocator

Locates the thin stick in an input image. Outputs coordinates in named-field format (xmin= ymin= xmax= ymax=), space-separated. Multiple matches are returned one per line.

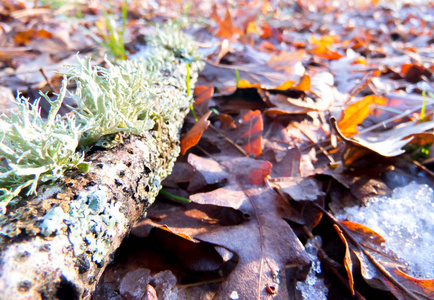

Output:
xmin=403 ymin=155 xmax=434 ymax=177
xmin=291 ymin=122 xmax=335 ymax=163
xmin=209 ymin=124 xmax=250 ymax=157
xmin=39 ymin=68 xmax=56 ymax=92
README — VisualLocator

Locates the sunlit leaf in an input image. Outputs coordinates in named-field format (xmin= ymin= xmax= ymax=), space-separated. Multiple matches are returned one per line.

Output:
xmin=295 ymin=74 xmax=311 ymax=91
xmin=211 ymin=7 xmax=242 ymax=38
xmin=181 ymin=111 xmax=212 ymax=155
xmin=240 ymin=110 xmax=263 ymax=156
xmin=237 ymin=79 xmax=261 ymax=89
xmin=332 ymin=117 xmax=434 ymax=165
xmin=338 ymin=95 xmax=388 ymax=137
xmin=274 ymin=80 xmax=296 ymax=91
xmin=158 ymin=225 xmax=196 ymax=242
xmin=246 ymin=21 xmax=260 ymax=35
xmin=334 ymin=224 xmax=355 ymax=295
xmin=339 ymin=220 xmax=386 ymax=245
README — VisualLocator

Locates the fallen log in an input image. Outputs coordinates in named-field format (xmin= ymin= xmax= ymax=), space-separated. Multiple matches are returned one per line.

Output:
xmin=0 ymin=27 xmax=203 ymax=300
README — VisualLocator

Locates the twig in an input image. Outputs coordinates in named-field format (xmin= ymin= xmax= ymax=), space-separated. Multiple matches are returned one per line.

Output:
xmin=39 ymin=68 xmax=56 ymax=92
xmin=291 ymin=121 xmax=335 ymax=163
xmin=209 ymin=124 xmax=250 ymax=157
xmin=403 ymin=155 xmax=434 ymax=177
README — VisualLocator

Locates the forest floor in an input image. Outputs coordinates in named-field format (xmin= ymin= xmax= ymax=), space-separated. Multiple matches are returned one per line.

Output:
xmin=1 ymin=1 xmax=434 ymax=299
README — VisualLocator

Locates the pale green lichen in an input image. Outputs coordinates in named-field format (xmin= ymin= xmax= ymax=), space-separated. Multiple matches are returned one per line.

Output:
xmin=67 ymin=186 xmax=123 ymax=263
xmin=0 ymin=79 xmax=88 ymax=214
xmin=40 ymin=206 xmax=69 ymax=237
xmin=0 ymin=26 xmax=203 ymax=214
xmin=39 ymin=186 xmax=123 ymax=263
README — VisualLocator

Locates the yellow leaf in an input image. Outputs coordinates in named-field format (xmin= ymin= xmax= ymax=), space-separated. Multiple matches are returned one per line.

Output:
xmin=338 ymin=95 xmax=388 ymax=137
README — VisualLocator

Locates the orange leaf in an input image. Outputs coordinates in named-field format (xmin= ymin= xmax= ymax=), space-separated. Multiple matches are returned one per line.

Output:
xmin=334 ymin=225 xmax=355 ymax=295
xmin=193 ymin=86 xmax=214 ymax=105
xmin=212 ymin=8 xmax=241 ymax=38
xmin=310 ymin=35 xmax=339 ymax=48
xmin=309 ymin=35 xmax=343 ymax=60
xmin=240 ymin=110 xmax=263 ymax=156
xmin=274 ymin=80 xmax=295 ymax=91
xmin=238 ymin=79 xmax=261 ymax=89
xmin=246 ymin=21 xmax=260 ymax=35
xmin=36 ymin=29 xmax=52 ymax=39
xmin=310 ymin=48 xmax=343 ymax=60
xmin=338 ymin=95 xmax=388 ymax=136
xmin=351 ymin=57 xmax=367 ymax=66
xmin=258 ymin=40 xmax=279 ymax=53
xmin=339 ymin=220 xmax=386 ymax=245
xmin=14 ymin=29 xmax=44 ymax=44
xmin=295 ymin=74 xmax=311 ymax=91
xmin=391 ymin=268 xmax=434 ymax=298
xmin=181 ymin=111 xmax=212 ymax=155
xmin=158 ymin=225 xmax=196 ymax=242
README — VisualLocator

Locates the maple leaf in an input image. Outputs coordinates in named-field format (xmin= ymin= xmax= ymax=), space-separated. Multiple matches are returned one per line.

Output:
xmin=211 ymin=7 xmax=242 ymax=39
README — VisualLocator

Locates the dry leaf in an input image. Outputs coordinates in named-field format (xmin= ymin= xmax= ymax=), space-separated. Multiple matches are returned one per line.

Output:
xmin=180 ymin=111 xmax=212 ymax=155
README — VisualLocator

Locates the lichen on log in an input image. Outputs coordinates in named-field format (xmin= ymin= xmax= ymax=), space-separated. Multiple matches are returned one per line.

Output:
xmin=0 ymin=26 xmax=202 ymax=300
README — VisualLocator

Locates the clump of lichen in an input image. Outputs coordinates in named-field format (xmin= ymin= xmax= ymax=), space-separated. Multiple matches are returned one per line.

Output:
xmin=0 ymin=80 xmax=88 ymax=214
xmin=0 ymin=26 xmax=203 ymax=214
xmin=69 ymin=28 xmax=203 ymax=148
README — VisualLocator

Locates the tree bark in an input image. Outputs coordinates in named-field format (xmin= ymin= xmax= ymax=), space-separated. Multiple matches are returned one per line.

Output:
xmin=0 ymin=114 xmax=187 ymax=299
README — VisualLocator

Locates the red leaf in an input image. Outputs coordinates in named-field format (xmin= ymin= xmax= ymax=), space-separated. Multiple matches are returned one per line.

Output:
xmin=240 ymin=110 xmax=263 ymax=156
xmin=180 ymin=111 xmax=212 ymax=155
xmin=193 ymin=86 xmax=214 ymax=105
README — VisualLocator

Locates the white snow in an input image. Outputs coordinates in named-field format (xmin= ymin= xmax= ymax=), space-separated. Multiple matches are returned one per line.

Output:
xmin=296 ymin=237 xmax=329 ymax=300
xmin=335 ymin=181 xmax=434 ymax=279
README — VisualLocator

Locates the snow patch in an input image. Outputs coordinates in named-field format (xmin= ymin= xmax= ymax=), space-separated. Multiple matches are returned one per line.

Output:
xmin=335 ymin=182 xmax=434 ymax=279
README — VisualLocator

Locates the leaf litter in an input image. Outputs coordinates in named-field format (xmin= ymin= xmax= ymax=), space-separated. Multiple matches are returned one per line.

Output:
xmin=1 ymin=0 xmax=434 ymax=299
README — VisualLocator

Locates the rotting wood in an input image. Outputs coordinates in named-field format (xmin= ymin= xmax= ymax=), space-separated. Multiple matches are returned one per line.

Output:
xmin=0 ymin=26 xmax=202 ymax=300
